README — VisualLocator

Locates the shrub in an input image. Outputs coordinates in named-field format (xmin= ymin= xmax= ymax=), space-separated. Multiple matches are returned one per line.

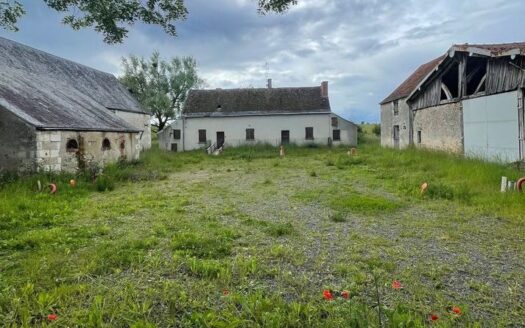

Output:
xmin=95 ymin=175 xmax=115 ymax=192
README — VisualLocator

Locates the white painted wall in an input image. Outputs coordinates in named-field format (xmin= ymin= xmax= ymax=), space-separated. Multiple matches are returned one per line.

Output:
xmin=331 ymin=114 xmax=358 ymax=146
xmin=463 ymin=91 xmax=520 ymax=162
xmin=113 ymin=110 xmax=152 ymax=150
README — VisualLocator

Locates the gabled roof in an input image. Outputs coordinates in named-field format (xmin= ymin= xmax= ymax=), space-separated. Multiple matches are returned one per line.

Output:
xmin=0 ymin=37 xmax=144 ymax=132
xmin=380 ymin=56 xmax=445 ymax=105
xmin=183 ymin=86 xmax=331 ymax=117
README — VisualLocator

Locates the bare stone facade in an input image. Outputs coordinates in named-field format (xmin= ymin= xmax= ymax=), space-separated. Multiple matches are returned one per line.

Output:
xmin=0 ymin=109 xmax=37 ymax=171
xmin=380 ymin=97 xmax=411 ymax=148
xmin=413 ymin=102 xmax=463 ymax=153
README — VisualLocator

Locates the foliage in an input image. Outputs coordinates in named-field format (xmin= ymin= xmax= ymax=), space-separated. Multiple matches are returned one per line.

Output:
xmin=0 ymin=0 xmax=299 ymax=43
xmin=372 ymin=124 xmax=381 ymax=136
xmin=120 ymin=52 xmax=203 ymax=131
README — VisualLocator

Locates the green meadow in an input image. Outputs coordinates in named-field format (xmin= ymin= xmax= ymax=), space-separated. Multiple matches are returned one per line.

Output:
xmin=1 ymin=134 xmax=524 ymax=327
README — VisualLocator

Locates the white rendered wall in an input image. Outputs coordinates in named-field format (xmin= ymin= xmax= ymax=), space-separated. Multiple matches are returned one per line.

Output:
xmin=113 ymin=110 xmax=152 ymax=150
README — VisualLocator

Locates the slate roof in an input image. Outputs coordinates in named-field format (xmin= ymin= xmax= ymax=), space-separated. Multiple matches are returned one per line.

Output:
xmin=183 ymin=86 xmax=331 ymax=117
xmin=380 ymin=56 xmax=445 ymax=105
xmin=0 ymin=37 xmax=144 ymax=132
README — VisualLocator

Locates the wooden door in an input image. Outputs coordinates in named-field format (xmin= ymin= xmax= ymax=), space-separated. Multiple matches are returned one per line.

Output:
xmin=216 ymin=131 xmax=225 ymax=148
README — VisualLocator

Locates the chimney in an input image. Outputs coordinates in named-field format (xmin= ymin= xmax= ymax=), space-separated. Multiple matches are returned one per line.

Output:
xmin=267 ymin=78 xmax=272 ymax=89
xmin=321 ymin=81 xmax=328 ymax=97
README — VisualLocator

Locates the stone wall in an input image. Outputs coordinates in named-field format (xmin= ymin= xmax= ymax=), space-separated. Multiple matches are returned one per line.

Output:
xmin=413 ymin=101 xmax=463 ymax=153
xmin=0 ymin=109 xmax=37 ymax=172
xmin=380 ymin=97 xmax=411 ymax=148
xmin=113 ymin=110 xmax=152 ymax=150
xmin=36 ymin=130 xmax=141 ymax=172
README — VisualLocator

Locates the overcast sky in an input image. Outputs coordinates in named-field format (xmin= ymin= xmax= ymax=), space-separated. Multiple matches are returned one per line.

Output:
xmin=1 ymin=0 xmax=524 ymax=122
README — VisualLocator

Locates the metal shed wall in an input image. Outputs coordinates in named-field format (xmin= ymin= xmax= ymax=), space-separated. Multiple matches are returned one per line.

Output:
xmin=463 ymin=91 xmax=520 ymax=162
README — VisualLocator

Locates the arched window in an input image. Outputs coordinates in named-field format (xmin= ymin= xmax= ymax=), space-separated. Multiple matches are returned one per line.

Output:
xmin=102 ymin=138 xmax=111 ymax=150
xmin=66 ymin=139 xmax=79 ymax=153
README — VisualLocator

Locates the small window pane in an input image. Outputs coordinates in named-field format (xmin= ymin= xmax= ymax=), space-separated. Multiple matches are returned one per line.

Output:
xmin=305 ymin=127 xmax=314 ymax=140
xmin=173 ymin=129 xmax=181 ymax=140
xmin=198 ymin=130 xmax=207 ymax=143
xmin=333 ymin=129 xmax=341 ymax=141
xmin=246 ymin=128 xmax=255 ymax=140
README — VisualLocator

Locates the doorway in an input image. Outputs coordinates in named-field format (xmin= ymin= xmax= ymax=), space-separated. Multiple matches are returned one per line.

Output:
xmin=393 ymin=125 xmax=400 ymax=149
xmin=281 ymin=130 xmax=290 ymax=144
xmin=216 ymin=131 xmax=225 ymax=148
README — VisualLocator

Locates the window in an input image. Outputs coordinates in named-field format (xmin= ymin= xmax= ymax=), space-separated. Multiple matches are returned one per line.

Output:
xmin=417 ymin=130 xmax=422 ymax=144
xmin=66 ymin=139 xmax=79 ymax=153
xmin=173 ymin=129 xmax=181 ymax=140
xmin=102 ymin=138 xmax=111 ymax=150
xmin=331 ymin=117 xmax=338 ymax=127
xmin=393 ymin=100 xmax=399 ymax=116
xmin=171 ymin=143 xmax=178 ymax=152
xmin=333 ymin=129 xmax=341 ymax=141
xmin=305 ymin=127 xmax=314 ymax=140
xmin=246 ymin=128 xmax=255 ymax=141
xmin=198 ymin=129 xmax=207 ymax=143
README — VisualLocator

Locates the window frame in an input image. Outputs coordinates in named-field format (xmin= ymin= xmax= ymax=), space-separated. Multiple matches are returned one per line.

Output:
xmin=305 ymin=127 xmax=314 ymax=140
xmin=245 ymin=128 xmax=255 ymax=141
xmin=417 ymin=130 xmax=422 ymax=144
xmin=173 ymin=129 xmax=181 ymax=140
xmin=332 ymin=129 xmax=341 ymax=141
xmin=393 ymin=100 xmax=399 ymax=116
xmin=198 ymin=129 xmax=207 ymax=143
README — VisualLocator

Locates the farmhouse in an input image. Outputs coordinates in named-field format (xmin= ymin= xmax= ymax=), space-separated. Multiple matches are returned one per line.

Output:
xmin=381 ymin=42 xmax=525 ymax=162
xmin=0 ymin=37 xmax=151 ymax=172
xmin=158 ymin=81 xmax=357 ymax=152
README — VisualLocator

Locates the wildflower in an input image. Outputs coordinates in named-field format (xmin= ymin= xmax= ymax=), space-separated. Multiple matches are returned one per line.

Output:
xmin=452 ymin=306 xmax=462 ymax=315
xmin=323 ymin=289 xmax=333 ymax=300
xmin=222 ymin=289 xmax=230 ymax=296
xmin=391 ymin=280 xmax=402 ymax=290
xmin=47 ymin=314 xmax=58 ymax=321
xmin=430 ymin=313 xmax=439 ymax=322
xmin=341 ymin=290 xmax=350 ymax=299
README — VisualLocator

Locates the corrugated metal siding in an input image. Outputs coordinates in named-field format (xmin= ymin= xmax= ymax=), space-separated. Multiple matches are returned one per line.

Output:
xmin=463 ymin=91 xmax=520 ymax=162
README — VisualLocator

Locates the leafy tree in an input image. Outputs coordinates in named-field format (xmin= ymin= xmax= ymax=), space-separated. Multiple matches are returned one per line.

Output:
xmin=120 ymin=52 xmax=203 ymax=131
xmin=0 ymin=0 xmax=298 ymax=44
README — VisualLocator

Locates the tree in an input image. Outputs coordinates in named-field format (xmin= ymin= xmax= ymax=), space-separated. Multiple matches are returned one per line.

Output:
xmin=0 ymin=0 xmax=298 ymax=44
xmin=120 ymin=52 xmax=203 ymax=131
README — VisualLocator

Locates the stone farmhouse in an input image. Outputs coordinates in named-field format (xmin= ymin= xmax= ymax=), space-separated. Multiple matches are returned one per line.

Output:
xmin=0 ymin=37 xmax=151 ymax=172
xmin=159 ymin=81 xmax=357 ymax=152
xmin=381 ymin=42 xmax=525 ymax=162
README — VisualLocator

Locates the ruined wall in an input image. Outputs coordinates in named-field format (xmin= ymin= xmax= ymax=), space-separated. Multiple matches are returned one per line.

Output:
xmin=380 ymin=97 xmax=411 ymax=148
xmin=36 ymin=130 xmax=140 ymax=172
xmin=0 ymin=109 xmax=37 ymax=172
xmin=113 ymin=110 xmax=152 ymax=150
xmin=413 ymin=102 xmax=463 ymax=153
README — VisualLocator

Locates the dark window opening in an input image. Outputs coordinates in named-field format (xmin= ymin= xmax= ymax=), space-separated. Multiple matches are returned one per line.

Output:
xmin=305 ymin=127 xmax=314 ymax=140
xmin=441 ymin=61 xmax=459 ymax=100
xmin=171 ymin=143 xmax=178 ymax=152
xmin=120 ymin=140 xmax=126 ymax=150
xmin=281 ymin=130 xmax=290 ymax=144
xmin=333 ymin=129 xmax=341 ymax=141
xmin=417 ymin=130 xmax=422 ymax=144
xmin=173 ymin=129 xmax=181 ymax=140
xmin=466 ymin=57 xmax=487 ymax=95
xmin=198 ymin=129 xmax=207 ymax=143
xmin=393 ymin=100 xmax=399 ymax=116
xmin=102 ymin=138 xmax=111 ymax=150
xmin=246 ymin=128 xmax=255 ymax=140
xmin=331 ymin=117 xmax=338 ymax=127
xmin=216 ymin=104 xmax=222 ymax=110
xmin=66 ymin=139 xmax=79 ymax=153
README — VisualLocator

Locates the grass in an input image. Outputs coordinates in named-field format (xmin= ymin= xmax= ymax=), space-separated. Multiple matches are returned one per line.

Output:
xmin=0 ymin=132 xmax=524 ymax=326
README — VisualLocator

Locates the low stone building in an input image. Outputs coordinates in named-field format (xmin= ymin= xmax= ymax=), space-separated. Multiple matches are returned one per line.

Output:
xmin=381 ymin=42 xmax=525 ymax=162
xmin=0 ymin=37 xmax=151 ymax=172
xmin=159 ymin=81 xmax=358 ymax=152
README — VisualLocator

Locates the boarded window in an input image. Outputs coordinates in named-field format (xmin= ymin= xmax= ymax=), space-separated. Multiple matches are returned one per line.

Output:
xmin=66 ymin=139 xmax=78 ymax=153
xmin=102 ymin=138 xmax=111 ymax=150
xmin=305 ymin=127 xmax=314 ymax=140
xmin=417 ymin=130 xmax=422 ymax=144
xmin=173 ymin=129 xmax=181 ymax=140
xmin=393 ymin=100 xmax=399 ymax=116
xmin=331 ymin=117 xmax=338 ymax=127
xmin=333 ymin=129 xmax=341 ymax=141
xmin=246 ymin=128 xmax=255 ymax=140
xmin=198 ymin=129 xmax=207 ymax=143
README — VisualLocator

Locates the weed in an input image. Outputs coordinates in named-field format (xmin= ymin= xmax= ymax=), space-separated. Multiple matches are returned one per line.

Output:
xmin=330 ymin=212 xmax=346 ymax=222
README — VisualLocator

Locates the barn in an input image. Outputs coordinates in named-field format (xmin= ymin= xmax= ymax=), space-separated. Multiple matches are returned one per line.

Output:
xmin=0 ymin=37 xmax=151 ymax=172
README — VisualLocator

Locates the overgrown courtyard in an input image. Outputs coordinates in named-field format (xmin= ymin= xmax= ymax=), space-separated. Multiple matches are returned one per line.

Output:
xmin=1 ymin=139 xmax=524 ymax=327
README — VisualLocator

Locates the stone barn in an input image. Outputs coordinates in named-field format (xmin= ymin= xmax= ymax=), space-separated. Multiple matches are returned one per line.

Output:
xmin=158 ymin=80 xmax=358 ymax=152
xmin=0 ymin=37 xmax=151 ymax=172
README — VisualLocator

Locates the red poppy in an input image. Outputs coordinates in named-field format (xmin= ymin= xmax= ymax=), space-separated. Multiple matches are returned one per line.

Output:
xmin=452 ymin=306 xmax=461 ymax=315
xmin=341 ymin=290 xmax=350 ymax=299
xmin=47 ymin=314 xmax=58 ymax=321
xmin=222 ymin=289 xmax=230 ymax=296
xmin=323 ymin=290 xmax=333 ymax=300
xmin=391 ymin=280 xmax=402 ymax=290
xmin=430 ymin=314 xmax=439 ymax=322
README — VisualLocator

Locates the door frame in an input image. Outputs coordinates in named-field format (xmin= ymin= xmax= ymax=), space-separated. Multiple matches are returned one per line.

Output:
xmin=393 ymin=125 xmax=400 ymax=149
xmin=216 ymin=131 xmax=225 ymax=148
xmin=281 ymin=130 xmax=290 ymax=144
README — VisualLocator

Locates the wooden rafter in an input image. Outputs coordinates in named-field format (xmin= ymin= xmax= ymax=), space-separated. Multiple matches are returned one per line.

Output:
xmin=441 ymin=83 xmax=453 ymax=100
xmin=474 ymin=74 xmax=487 ymax=94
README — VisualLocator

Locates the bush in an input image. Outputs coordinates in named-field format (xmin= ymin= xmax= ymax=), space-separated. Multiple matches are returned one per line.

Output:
xmin=95 ymin=175 xmax=115 ymax=192
xmin=372 ymin=124 xmax=381 ymax=136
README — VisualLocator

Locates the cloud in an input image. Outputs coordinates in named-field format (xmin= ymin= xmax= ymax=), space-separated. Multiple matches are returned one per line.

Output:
xmin=1 ymin=0 xmax=524 ymax=122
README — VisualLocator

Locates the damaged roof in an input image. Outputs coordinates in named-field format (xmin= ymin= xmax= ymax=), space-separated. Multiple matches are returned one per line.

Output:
xmin=380 ymin=56 xmax=445 ymax=104
xmin=183 ymin=86 xmax=331 ymax=117
xmin=451 ymin=42 xmax=525 ymax=57
xmin=0 ymin=37 xmax=144 ymax=132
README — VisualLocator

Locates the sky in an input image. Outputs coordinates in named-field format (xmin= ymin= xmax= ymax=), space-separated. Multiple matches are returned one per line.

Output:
xmin=1 ymin=0 xmax=524 ymax=123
